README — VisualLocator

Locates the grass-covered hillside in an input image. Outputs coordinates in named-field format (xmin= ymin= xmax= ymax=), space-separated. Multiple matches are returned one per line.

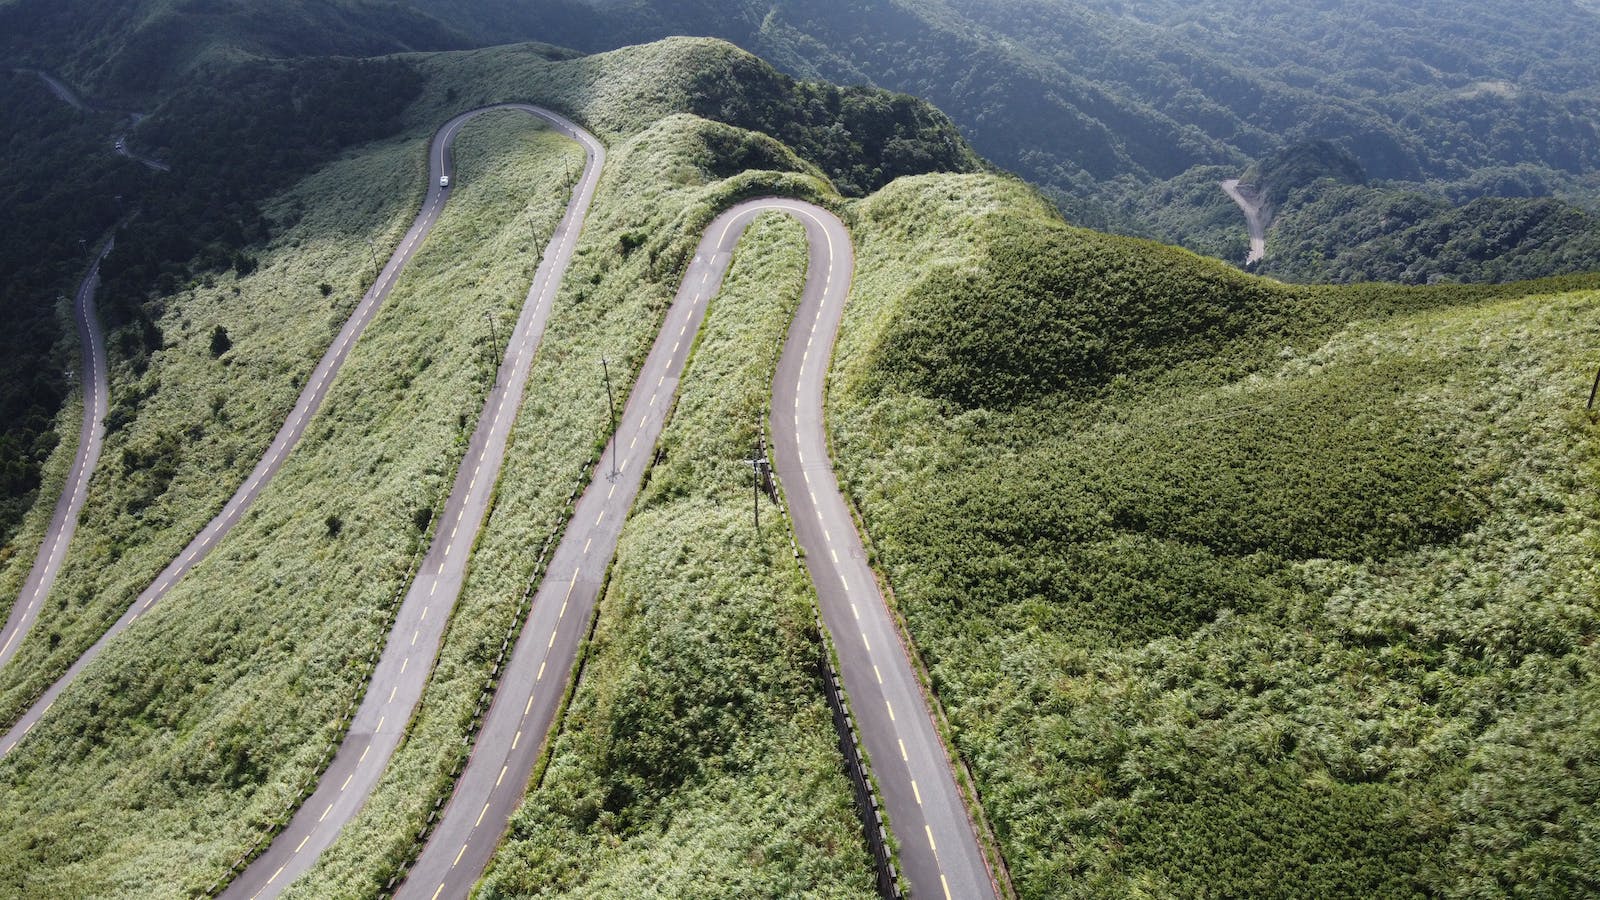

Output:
xmin=0 ymin=36 xmax=970 ymax=898
xmin=0 ymin=35 xmax=978 ymax=726
xmin=478 ymin=213 xmax=872 ymax=900
xmin=829 ymin=173 xmax=1600 ymax=897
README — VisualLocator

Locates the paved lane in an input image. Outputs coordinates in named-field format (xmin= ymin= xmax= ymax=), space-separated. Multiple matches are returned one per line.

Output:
xmin=398 ymin=199 xmax=997 ymax=900
xmin=0 ymin=107 xmax=532 ymax=758
xmin=766 ymin=202 xmax=999 ymax=900
xmin=220 ymin=104 xmax=604 ymax=900
xmin=0 ymin=237 xmax=112 ymax=673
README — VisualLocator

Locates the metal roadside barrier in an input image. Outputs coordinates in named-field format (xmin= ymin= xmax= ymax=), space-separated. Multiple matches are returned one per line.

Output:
xmin=761 ymin=324 xmax=904 ymax=900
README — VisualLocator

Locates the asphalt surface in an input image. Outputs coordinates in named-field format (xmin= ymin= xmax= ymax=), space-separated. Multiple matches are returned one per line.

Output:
xmin=1 ymin=67 xmax=156 ymax=676
xmin=0 ymin=238 xmax=112 ymax=674
xmin=391 ymin=194 xmax=748 ymax=900
xmin=222 ymin=104 xmax=604 ymax=900
xmin=0 ymin=106 xmax=546 ymax=759
xmin=396 ymin=199 xmax=996 ymax=899
xmin=1221 ymin=178 xmax=1267 ymax=265
xmin=766 ymin=203 xmax=999 ymax=900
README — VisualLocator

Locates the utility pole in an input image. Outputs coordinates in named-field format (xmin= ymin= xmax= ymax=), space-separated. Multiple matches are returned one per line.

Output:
xmin=484 ymin=311 xmax=501 ymax=386
xmin=601 ymin=357 xmax=618 ymax=477
xmin=527 ymin=212 xmax=539 ymax=250
xmin=365 ymin=237 xmax=380 ymax=279
xmin=744 ymin=413 xmax=770 ymax=533
xmin=1588 ymin=365 xmax=1600 ymax=411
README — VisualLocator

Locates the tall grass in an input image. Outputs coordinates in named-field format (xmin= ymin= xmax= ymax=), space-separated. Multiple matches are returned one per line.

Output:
xmin=0 ymin=111 xmax=580 ymax=899
xmin=827 ymin=172 xmax=1600 ymax=897
xmin=285 ymin=113 xmax=854 ymax=898
xmin=0 ymin=133 xmax=424 ymax=726
xmin=477 ymin=213 xmax=873 ymax=898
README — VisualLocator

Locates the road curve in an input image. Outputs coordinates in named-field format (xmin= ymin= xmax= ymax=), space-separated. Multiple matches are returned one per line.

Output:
xmin=1 ymin=66 xmax=165 ymax=673
xmin=0 ymin=237 xmax=113 ymax=674
xmin=1221 ymin=178 xmax=1267 ymax=266
xmin=0 ymin=105 xmax=553 ymax=759
xmin=767 ymin=204 xmax=998 ymax=900
xmin=396 ymin=199 xmax=996 ymax=900
xmin=220 ymin=104 xmax=604 ymax=900
xmin=15 ymin=68 xmax=169 ymax=171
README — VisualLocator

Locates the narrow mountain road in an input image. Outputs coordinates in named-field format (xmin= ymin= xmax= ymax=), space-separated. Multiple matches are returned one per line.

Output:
xmin=1221 ymin=178 xmax=1267 ymax=265
xmin=767 ymin=201 xmax=999 ymax=900
xmin=0 ymin=238 xmax=112 ymax=673
xmin=15 ymin=68 xmax=169 ymax=171
xmin=220 ymin=104 xmax=603 ymax=900
xmin=2 ymin=67 xmax=166 ymax=676
xmin=0 ymin=106 xmax=554 ymax=758
xmin=396 ymin=199 xmax=997 ymax=900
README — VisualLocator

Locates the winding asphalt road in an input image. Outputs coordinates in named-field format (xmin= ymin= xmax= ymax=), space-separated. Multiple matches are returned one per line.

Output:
xmin=394 ymin=200 xmax=996 ymax=900
xmin=221 ymin=104 xmax=603 ymax=899
xmin=16 ymin=68 xmax=169 ymax=171
xmin=1221 ymin=178 xmax=1267 ymax=266
xmin=768 ymin=203 xmax=997 ymax=900
xmin=2 ymin=68 xmax=165 ymax=677
xmin=0 ymin=237 xmax=112 ymax=674
xmin=0 ymin=106 xmax=555 ymax=759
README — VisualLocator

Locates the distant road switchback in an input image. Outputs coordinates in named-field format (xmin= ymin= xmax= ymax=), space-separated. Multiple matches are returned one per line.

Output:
xmin=1 ymin=67 xmax=166 ymax=679
xmin=1221 ymin=178 xmax=1267 ymax=266
xmin=15 ymin=68 xmax=169 ymax=171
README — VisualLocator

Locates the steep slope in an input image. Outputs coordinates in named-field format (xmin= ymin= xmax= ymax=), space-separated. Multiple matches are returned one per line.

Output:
xmin=0 ymin=38 xmax=975 ymax=898
xmin=827 ymin=172 xmax=1600 ymax=897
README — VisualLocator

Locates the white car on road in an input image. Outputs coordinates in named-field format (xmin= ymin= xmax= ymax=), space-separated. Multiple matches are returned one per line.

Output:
xmin=440 ymin=175 xmax=450 ymax=188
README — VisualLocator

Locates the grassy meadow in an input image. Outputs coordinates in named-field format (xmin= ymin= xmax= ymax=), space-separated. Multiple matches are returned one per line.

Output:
xmin=828 ymin=173 xmax=1600 ymax=897
xmin=0 ymin=131 xmax=424 ymax=728
xmin=0 ymin=111 xmax=581 ymax=897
